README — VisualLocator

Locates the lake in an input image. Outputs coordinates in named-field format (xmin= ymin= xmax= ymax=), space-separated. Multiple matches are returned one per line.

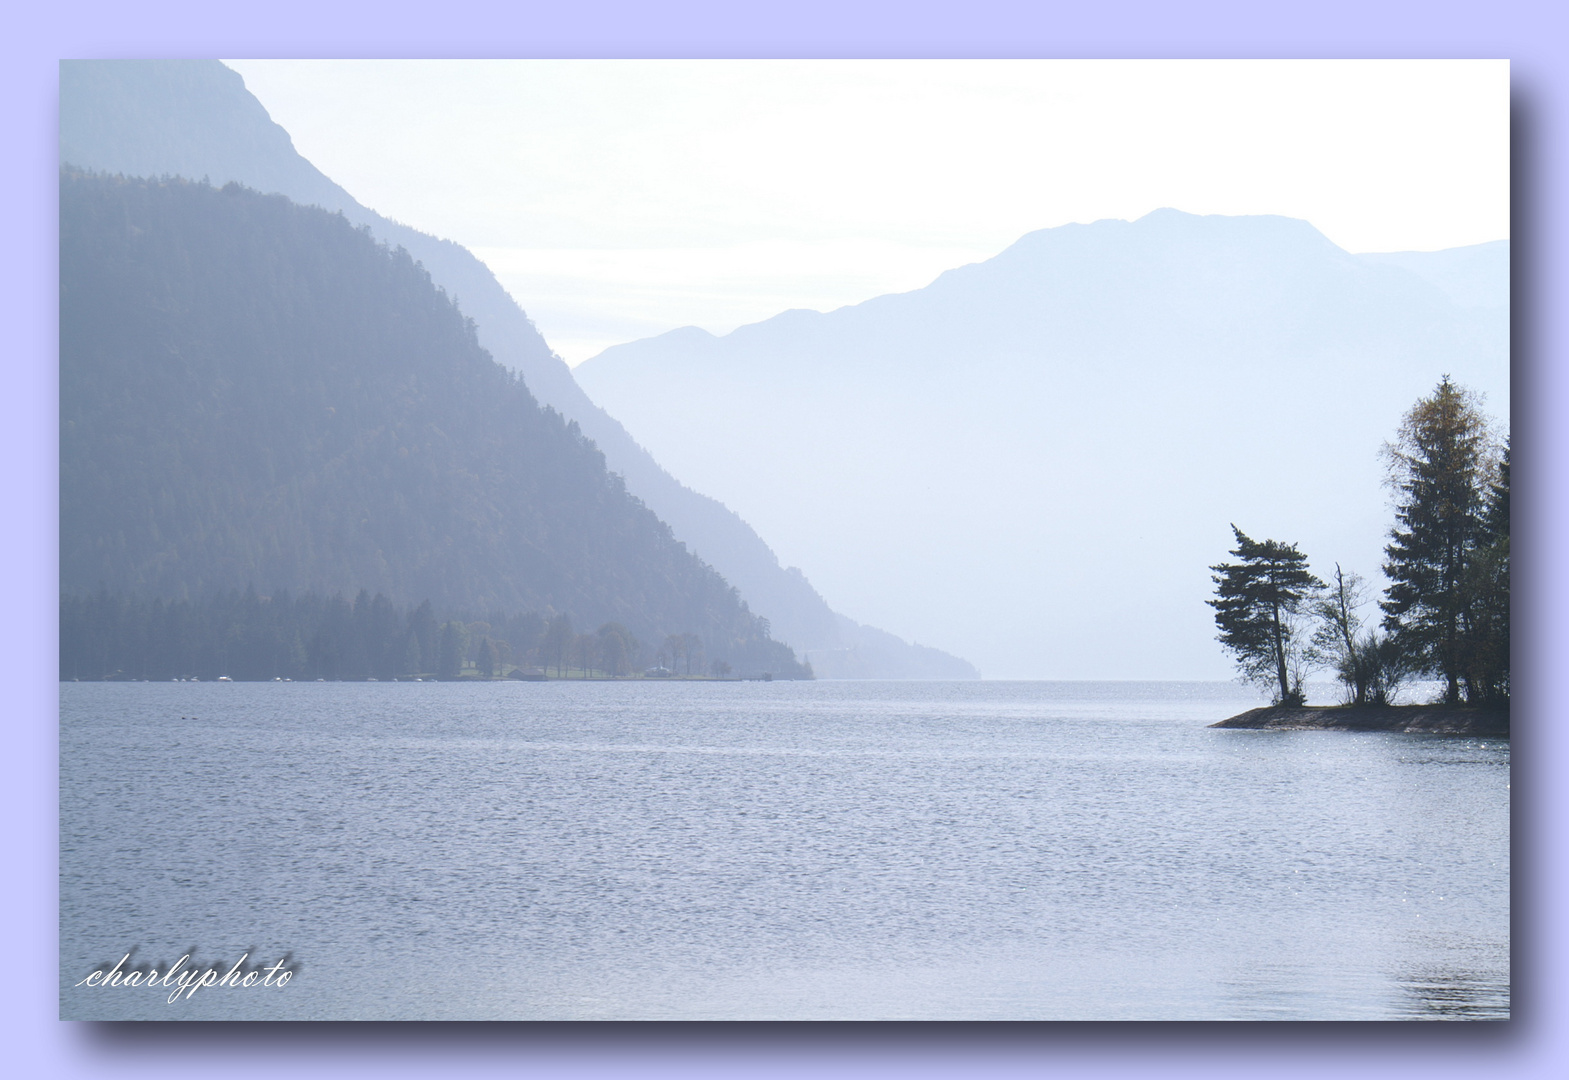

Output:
xmin=59 ymin=680 xmax=1510 ymax=1020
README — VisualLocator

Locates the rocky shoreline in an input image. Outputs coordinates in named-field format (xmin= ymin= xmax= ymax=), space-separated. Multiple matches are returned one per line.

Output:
xmin=1211 ymin=704 xmax=1510 ymax=738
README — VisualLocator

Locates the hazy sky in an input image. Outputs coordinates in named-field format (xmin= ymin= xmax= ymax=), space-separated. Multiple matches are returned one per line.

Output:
xmin=225 ymin=60 xmax=1509 ymax=364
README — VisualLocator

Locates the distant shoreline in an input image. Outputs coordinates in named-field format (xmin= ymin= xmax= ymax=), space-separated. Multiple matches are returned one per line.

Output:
xmin=63 ymin=674 xmax=781 ymax=684
xmin=1211 ymin=704 xmax=1509 ymax=738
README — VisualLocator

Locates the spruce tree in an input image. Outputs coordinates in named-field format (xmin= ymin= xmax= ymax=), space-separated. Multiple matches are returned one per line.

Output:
xmin=1381 ymin=378 xmax=1498 ymax=704
xmin=400 ymin=630 xmax=423 ymax=678
xmin=1466 ymin=438 xmax=1510 ymax=701
xmin=1209 ymin=526 xmax=1325 ymax=705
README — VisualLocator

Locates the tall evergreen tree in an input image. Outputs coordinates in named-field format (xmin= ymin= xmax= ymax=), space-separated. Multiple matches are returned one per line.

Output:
xmin=1381 ymin=378 xmax=1499 ymax=704
xmin=1209 ymin=526 xmax=1325 ymax=705
xmin=410 ymin=600 xmax=438 ymax=674
xmin=438 ymin=621 xmax=465 ymax=679
xmin=400 ymin=630 xmax=423 ymax=678
xmin=1467 ymin=437 xmax=1510 ymax=701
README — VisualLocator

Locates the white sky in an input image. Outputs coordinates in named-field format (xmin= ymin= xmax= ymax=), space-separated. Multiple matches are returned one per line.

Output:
xmin=224 ymin=60 xmax=1510 ymax=364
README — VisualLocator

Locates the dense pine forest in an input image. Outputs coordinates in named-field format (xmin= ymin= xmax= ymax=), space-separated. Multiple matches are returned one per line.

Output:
xmin=59 ymin=171 xmax=808 ymax=679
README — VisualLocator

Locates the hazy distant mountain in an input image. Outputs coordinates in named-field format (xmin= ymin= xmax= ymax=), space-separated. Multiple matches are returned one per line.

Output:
xmin=61 ymin=170 xmax=807 ymax=676
xmin=59 ymin=59 xmax=970 ymax=677
xmin=576 ymin=211 xmax=1509 ymax=679
xmin=1359 ymin=240 xmax=1509 ymax=311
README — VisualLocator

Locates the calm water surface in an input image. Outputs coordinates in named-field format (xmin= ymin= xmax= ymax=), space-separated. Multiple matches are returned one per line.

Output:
xmin=60 ymin=680 xmax=1509 ymax=1020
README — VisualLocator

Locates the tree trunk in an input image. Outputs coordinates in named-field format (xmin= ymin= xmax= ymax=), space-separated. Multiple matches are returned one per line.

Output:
xmin=1445 ymin=610 xmax=1460 ymax=705
xmin=1272 ymin=603 xmax=1290 ymax=704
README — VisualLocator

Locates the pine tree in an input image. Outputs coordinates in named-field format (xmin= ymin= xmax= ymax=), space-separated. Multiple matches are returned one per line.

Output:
xmin=1381 ymin=378 xmax=1499 ymax=704
xmin=410 ymin=601 xmax=438 ymax=674
xmin=1466 ymin=438 xmax=1510 ymax=701
xmin=400 ymin=631 xmax=423 ymax=678
xmin=1209 ymin=526 xmax=1325 ymax=705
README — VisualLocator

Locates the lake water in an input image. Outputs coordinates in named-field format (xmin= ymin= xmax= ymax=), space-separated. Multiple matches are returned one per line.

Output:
xmin=59 ymin=680 xmax=1510 ymax=1020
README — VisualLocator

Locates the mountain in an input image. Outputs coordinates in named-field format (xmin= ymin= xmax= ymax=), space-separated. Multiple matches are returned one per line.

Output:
xmin=59 ymin=59 xmax=972 ymax=678
xmin=1359 ymin=240 xmax=1510 ymax=311
xmin=60 ymin=170 xmax=807 ymax=678
xmin=575 ymin=211 xmax=1510 ymax=679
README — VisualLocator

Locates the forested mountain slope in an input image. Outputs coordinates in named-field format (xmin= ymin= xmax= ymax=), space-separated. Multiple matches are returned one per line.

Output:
xmin=59 ymin=59 xmax=970 ymax=677
xmin=60 ymin=171 xmax=806 ymax=677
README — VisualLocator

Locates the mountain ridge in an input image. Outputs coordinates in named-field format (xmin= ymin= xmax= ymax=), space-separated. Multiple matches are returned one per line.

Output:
xmin=576 ymin=209 xmax=1509 ymax=679
xmin=604 ymin=213 xmax=1506 ymax=365
xmin=60 ymin=169 xmax=808 ymax=677
xmin=59 ymin=59 xmax=975 ymax=679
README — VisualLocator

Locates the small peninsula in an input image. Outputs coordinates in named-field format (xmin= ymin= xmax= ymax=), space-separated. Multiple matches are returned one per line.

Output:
xmin=1211 ymin=704 xmax=1509 ymax=738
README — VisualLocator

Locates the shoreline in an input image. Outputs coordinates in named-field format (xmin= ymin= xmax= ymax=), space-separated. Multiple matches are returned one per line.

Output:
xmin=1211 ymin=704 xmax=1509 ymax=738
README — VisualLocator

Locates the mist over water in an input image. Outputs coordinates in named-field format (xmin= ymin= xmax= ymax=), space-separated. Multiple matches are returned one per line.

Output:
xmin=62 ymin=681 xmax=1508 ymax=1020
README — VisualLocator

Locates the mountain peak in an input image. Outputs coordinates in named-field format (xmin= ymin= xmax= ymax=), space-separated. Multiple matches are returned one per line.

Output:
xmin=61 ymin=60 xmax=350 ymax=215
xmin=575 ymin=208 xmax=1508 ymax=679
